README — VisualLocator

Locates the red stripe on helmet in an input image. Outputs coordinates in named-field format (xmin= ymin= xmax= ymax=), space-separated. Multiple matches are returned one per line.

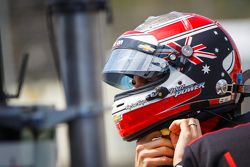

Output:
xmin=117 ymin=88 xmax=201 ymax=138
xmin=122 ymin=30 xmax=144 ymax=36
xmin=149 ymin=15 xmax=213 ymax=41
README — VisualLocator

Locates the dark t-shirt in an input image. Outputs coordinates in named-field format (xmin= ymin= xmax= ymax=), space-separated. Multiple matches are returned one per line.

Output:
xmin=179 ymin=113 xmax=250 ymax=167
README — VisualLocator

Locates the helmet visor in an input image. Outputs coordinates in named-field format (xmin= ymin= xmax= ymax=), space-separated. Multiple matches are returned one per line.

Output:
xmin=102 ymin=48 xmax=169 ymax=90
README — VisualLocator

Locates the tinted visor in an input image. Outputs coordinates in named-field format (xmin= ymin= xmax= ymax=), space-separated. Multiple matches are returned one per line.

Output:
xmin=102 ymin=48 xmax=169 ymax=90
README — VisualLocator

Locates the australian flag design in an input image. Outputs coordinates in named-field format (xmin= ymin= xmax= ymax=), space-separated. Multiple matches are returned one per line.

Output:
xmin=167 ymin=27 xmax=234 ymax=100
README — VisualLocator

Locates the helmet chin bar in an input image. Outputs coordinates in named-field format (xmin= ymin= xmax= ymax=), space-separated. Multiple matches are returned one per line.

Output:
xmin=124 ymin=100 xmax=238 ymax=142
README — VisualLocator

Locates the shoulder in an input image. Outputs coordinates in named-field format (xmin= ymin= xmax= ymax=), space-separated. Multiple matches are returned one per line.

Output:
xmin=204 ymin=121 xmax=250 ymax=139
xmin=183 ymin=122 xmax=250 ymax=167
xmin=192 ymin=121 xmax=250 ymax=146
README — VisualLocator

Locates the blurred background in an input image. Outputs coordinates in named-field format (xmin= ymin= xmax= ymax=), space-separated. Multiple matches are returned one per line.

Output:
xmin=1 ymin=0 xmax=250 ymax=166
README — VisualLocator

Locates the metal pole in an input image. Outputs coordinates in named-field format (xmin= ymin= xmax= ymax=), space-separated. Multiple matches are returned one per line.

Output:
xmin=0 ymin=32 xmax=6 ymax=105
xmin=47 ymin=0 xmax=107 ymax=166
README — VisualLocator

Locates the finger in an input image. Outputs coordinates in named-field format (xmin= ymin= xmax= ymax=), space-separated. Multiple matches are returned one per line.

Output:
xmin=144 ymin=137 xmax=174 ymax=149
xmin=136 ymin=137 xmax=174 ymax=165
xmin=169 ymin=132 xmax=179 ymax=148
xmin=195 ymin=119 xmax=202 ymax=136
xmin=137 ymin=131 xmax=162 ymax=144
xmin=136 ymin=137 xmax=174 ymax=154
xmin=141 ymin=156 xmax=173 ymax=167
xmin=169 ymin=120 xmax=181 ymax=135
xmin=170 ymin=118 xmax=197 ymax=144
xmin=179 ymin=119 xmax=192 ymax=137
xmin=188 ymin=118 xmax=202 ymax=138
xmin=169 ymin=119 xmax=188 ymax=135
xmin=137 ymin=146 xmax=174 ymax=160
xmin=168 ymin=118 xmax=202 ymax=167
xmin=188 ymin=118 xmax=199 ymax=137
xmin=136 ymin=133 xmax=164 ymax=164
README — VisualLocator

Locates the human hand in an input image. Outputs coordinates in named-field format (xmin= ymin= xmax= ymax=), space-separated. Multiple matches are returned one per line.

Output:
xmin=169 ymin=118 xmax=202 ymax=166
xmin=135 ymin=131 xmax=174 ymax=167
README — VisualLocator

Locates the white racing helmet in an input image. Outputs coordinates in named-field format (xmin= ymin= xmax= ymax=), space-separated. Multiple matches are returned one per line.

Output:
xmin=103 ymin=11 xmax=249 ymax=141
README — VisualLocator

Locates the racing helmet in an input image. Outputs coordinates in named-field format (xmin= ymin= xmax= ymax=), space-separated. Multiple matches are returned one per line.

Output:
xmin=102 ymin=11 xmax=245 ymax=141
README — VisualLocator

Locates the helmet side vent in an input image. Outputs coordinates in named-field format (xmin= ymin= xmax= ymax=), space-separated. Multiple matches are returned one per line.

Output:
xmin=117 ymin=103 xmax=124 ymax=108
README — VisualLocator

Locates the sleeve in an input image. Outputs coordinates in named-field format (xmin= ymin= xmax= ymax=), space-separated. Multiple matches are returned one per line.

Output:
xmin=174 ymin=161 xmax=183 ymax=167
xmin=178 ymin=145 xmax=199 ymax=167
